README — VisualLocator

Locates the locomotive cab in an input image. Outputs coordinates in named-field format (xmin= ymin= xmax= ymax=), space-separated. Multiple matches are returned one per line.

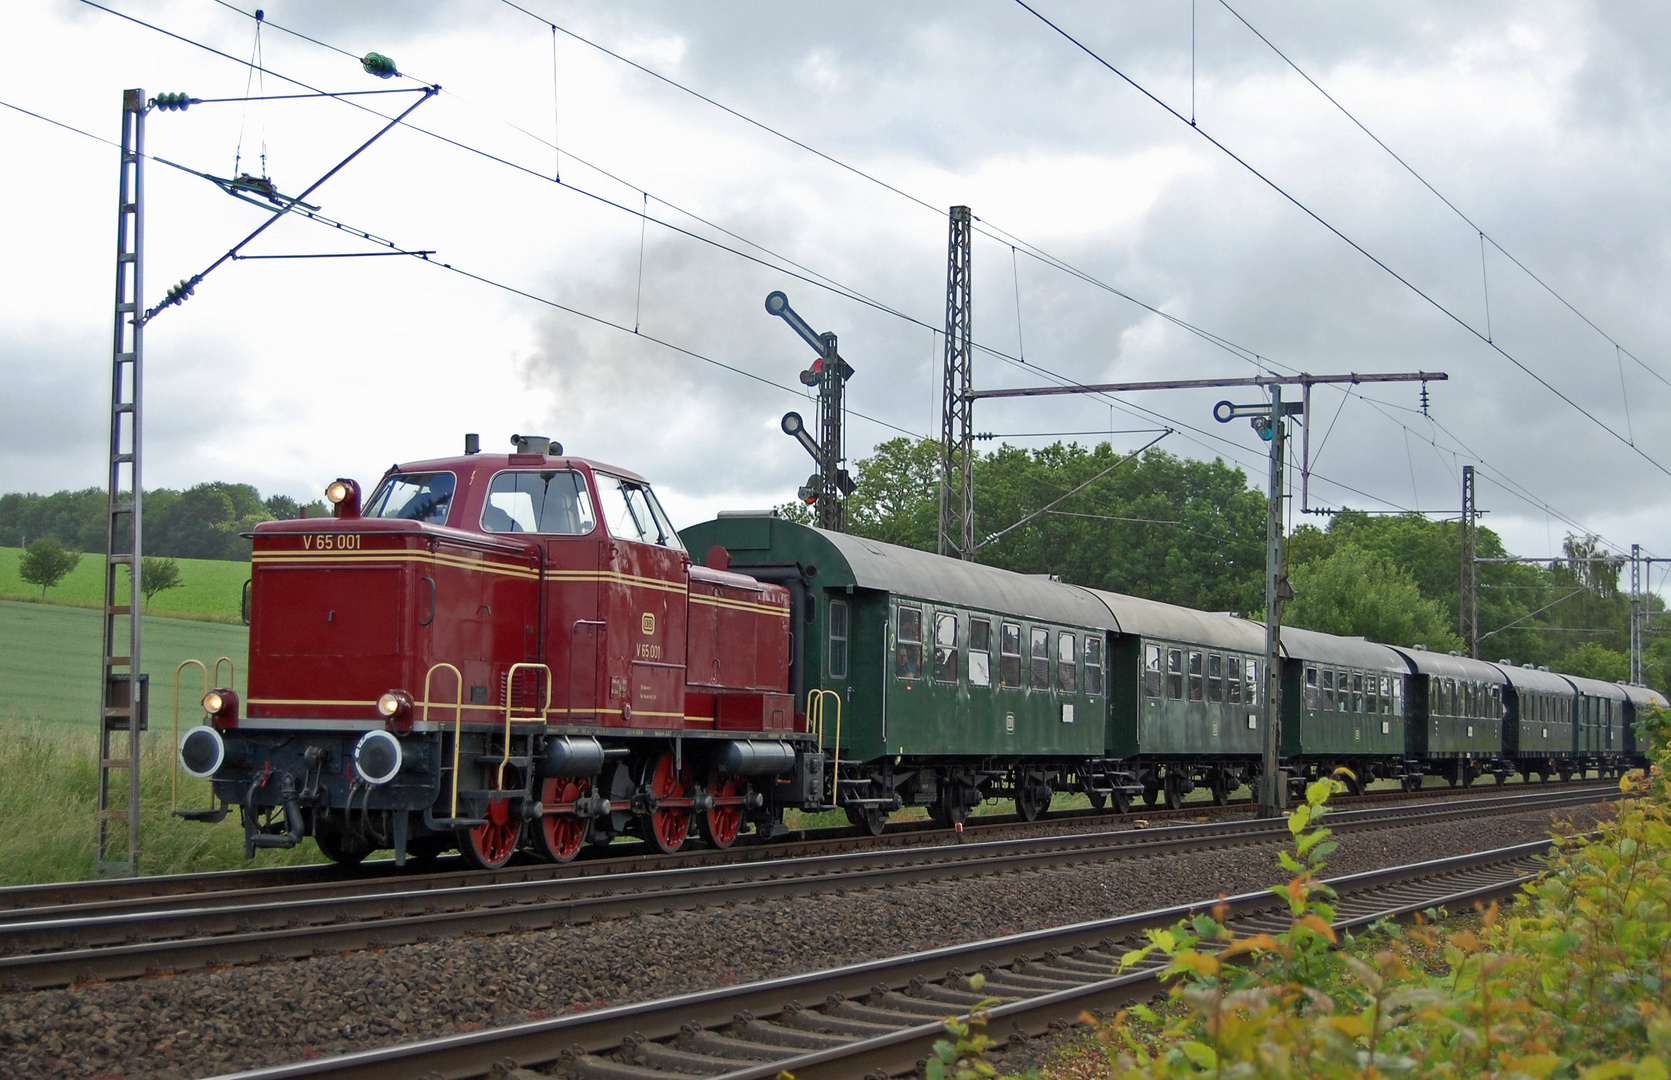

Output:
xmin=187 ymin=436 xmax=813 ymax=868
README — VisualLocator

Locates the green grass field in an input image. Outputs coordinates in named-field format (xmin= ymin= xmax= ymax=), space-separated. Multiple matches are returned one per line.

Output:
xmin=0 ymin=545 xmax=248 ymax=622
xmin=0 ymin=600 xmax=321 ymax=883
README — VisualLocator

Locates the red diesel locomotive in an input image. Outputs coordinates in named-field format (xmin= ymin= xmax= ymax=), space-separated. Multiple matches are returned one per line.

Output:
xmin=177 ymin=435 xmax=825 ymax=867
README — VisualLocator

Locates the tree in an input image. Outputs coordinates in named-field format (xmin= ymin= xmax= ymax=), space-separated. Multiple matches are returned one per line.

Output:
xmin=139 ymin=556 xmax=182 ymax=609
xmin=1286 ymin=542 xmax=1462 ymax=651
xmin=1559 ymin=642 xmax=1629 ymax=682
xmin=18 ymin=538 xmax=82 ymax=597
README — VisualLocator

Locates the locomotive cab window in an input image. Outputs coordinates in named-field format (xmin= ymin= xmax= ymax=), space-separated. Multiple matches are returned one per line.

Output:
xmin=828 ymin=599 xmax=849 ymax=679
xmin=1030 ymin=628 xmax=1051 ymax=690
xmin=595 ymin=473 xmax=685 ymax=550
xmin=933 ymin=612 xmax=959 ymax=683
xmin=969 ymin=618 xmax=992 ymax=688
xmin=481 ymin=470 xmax=596 ymax=535
xmin=1085 ymin=636 xmax=1104 ymax=697
xmin=1206 ymin=653 xmax=1224 ymax=703
xmin=1000 ymin=622 xmax=1023 ymax=688
xmin=895 ymin=606 xmax=924 ymax=680
xmin=364 ymin=472 xmax=456 ymax=525
xmin=1057 ymin=632 xmax=1077 ymax=693
xmin=1143 ymin=644 xmax=1163 ymax=698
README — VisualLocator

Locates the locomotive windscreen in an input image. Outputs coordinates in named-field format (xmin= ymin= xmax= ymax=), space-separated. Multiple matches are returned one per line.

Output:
xmin=363 ymin=472 xmax=456 ymax=524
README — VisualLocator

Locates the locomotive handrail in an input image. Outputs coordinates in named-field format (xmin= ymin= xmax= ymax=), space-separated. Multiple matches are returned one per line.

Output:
xmin=171 ymin=659 xmax=210 ymax=813
xmin=499 ymin=662 xmax=553 ymax=789
xmin=807 ymin=688 xmax=842 ymax=806
xmin=421 ymin=662 xmax=465 ymax=819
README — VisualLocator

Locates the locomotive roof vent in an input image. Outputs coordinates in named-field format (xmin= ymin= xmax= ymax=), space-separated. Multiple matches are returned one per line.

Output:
xmin=1499 ymin=658 xmax=1514 ymax=665
xmin=510 ymin=433 xmax=562 ymax=456
xmin=464 ymin=433 xmax=480 ymax=455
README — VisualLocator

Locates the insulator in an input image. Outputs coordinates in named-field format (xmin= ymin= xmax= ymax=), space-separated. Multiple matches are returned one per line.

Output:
xmin=1420 ymin=380 xmax=1431 ymax=417
xmin=361 ymin=52 xmax=399 ymax=79
xmin=153 ymin=92 xmax=194 ymax=112
xmin=164 ymin=278 xmax=196 ymax=305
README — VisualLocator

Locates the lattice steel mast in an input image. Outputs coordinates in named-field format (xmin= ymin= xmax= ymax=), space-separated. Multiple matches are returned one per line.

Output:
xmin=938 ymin=206 xmax=974 ymax=559
xmin=97 ymin=89 xmax=148 ymax=877
xmin=1461 ymin=465 xmax=1479 ymax=658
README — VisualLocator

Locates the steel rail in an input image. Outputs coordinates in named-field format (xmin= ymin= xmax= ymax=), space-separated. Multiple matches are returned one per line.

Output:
xmin=0 ymin=776 xmax=1613 ymax=915
xmin=0 ymin=787 xmax=1608 ymax=990
xmin=200 ymin=838 xmax=1552 ymax=1080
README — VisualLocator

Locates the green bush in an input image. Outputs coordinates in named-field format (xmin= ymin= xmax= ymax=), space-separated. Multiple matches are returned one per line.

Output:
xmin=1076 ymin=725 xmax=1671 ymax=1080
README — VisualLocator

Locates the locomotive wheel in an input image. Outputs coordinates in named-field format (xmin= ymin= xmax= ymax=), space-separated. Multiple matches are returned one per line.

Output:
xmin=314 ymin=824 xmax=370 ymax=867
xmin=698 ymin=772 xmax=746 ymax=849
xmin=646 ymin=751 xmax=693 ymax=854
xmin=457 ymin=797 xmax=522 ymax=870
xmin=533 ymin=776 xmax=591 ymax=863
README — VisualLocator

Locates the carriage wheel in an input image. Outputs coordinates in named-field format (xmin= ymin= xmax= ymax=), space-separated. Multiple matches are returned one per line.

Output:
xmin=457 ymin=797 xmax=522 ymax=870
xmin=698 ymin=772 xmax=746 ymax=849
xmin=314 ymin=823 xmax=370 ymax=867
xmin=1162 ymin=774 xmax=1185 ymax=811
xmin=1110 ymin=788 xmax=1132 ymax=815
xmin=1142 ymin=783 xmax=1162 ymax=807
xmin=1014 ymin=774 xmax=1049 ymax=822
xmin=845 ymin=803 xmax=889 ymax=835
xmin=646 ymin=751 xmax=693 ymax=854
xmin=1086 ymin=789 xmax=1107 ymax=811
xmin=1209 ymin=771 xmax=1234 ymax=806
xmin=533 ymin=776 xmax=591 ymax=863
xmin=1401 ymin=772 xmax=1422 ymax=793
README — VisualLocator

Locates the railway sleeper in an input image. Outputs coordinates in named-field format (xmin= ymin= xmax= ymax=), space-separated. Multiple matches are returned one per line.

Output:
xmin=779 ymin=1001 xmax=895 ymax=1036
xmin=733 ymin=1017 xmax=853 ymax=1049
xmin=676 ymin=1026 xmax=795 ymax=1062
xmin=567 ymin=1051 xmax=685 ymax=1080
xmin=618 ymin=1035 xmax=747 ymax=1073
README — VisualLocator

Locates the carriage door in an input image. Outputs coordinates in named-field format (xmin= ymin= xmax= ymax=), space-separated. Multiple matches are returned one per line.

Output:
xmin=594 ymin=473 xmax=689 ymax=729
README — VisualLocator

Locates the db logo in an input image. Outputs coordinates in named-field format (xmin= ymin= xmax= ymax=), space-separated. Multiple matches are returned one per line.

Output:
xmin=641 ymin=613 xmax=656 ymax=635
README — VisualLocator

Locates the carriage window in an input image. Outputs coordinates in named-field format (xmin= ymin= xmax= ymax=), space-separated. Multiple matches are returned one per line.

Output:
xmin=1392 ymin=678 xmax=1402 ymax=713
xmin=1321 ymin=669 xmax=1335 ymax=711
xmin=1351 ymin=672 xmax=1364 ymax=713
xmin=1227 ymin=656 xmax=1243 ymax=704
xmin=895 ymin=606 xmax=923 ymax=681
xmin=1085 ymin=637 xmax=1104 ymax=697
xmin=828 ymin=599 xmax=849 ymax=679
xmin=1303 ymin=666 xmax=1319 ymax=710
xmin=1188 ymin=651 xmax=1204 ymax=702
xmin=933 ymin=612 xmax=959 ymax=683
xmin=1167 ymin=648 xmax=1184 ymax=700
xmin=364 ymin=471 xmax=457 ymax=525
xmin=1057 ymin=632 xmax=1077 ymax=692
xmin=1031 ymin=628 xmax=1051 ymax=690
xmin=1246 ymin=659 xmax=1260 ymax=706
xmin=1445 ymin=678 xmax=1458 ymax=716
xmin=1206 ymin=653 xmax=1224 ymax=703
xmin=1144 ymin=644 xmax=1163 ymax=698
xmin=482 ymin=470 xmax=596 ymax=535
xmin=1381 ymin=675 xmax=1392 ymax=714
xmin=1339 ymin=672 xmax=1353 ymax=712
xmin=1366 ymin=679 xmax=1378 ymax=715
xmin=969 ymin=618 xmax=992 ymax=688
xmin=1000 ymin=622 xmax=1023 ymax=688
xmin=595 ymin=474 xmax=685 ymax=550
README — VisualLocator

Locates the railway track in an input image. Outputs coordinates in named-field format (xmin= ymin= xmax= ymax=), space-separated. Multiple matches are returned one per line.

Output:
xmin=0 ymin=774 xmax=1608 ymax=914
xmin=0 ymin=784 xmax=1611 ymax=990
xmin=202 ymin=837 xmax=1553 ymax=1080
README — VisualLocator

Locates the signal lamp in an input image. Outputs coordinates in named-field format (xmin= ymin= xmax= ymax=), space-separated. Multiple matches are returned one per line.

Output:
xmin=202 ymin=688 xmax=239 ymax=729
xmin=377 ymin=690 xmax=415 ymax=732
xmin=325 ymin=478 xmax=361 ymax=519
xmin=353 ymin=730 xmax=403 ymax=786
xmin=798 ymin=473 xmax=821 ymax=504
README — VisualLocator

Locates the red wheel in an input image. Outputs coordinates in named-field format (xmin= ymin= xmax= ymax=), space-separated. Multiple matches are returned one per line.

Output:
xmin=457 ymin=797 xmax=522 ymax=870
xmin=698 ymin=772 xmax=746 ymax=849
xmin=534 ymin=776 xmax=591 ymax=863
xmin=646 ymin=752 xmax=693 ymax=854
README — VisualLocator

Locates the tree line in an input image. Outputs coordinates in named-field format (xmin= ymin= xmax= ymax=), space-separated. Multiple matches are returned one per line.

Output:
xmin=790 ymin=437 xmax=1667 ymax=692
xmin=0 ymin=484 xmax=326 ymax=562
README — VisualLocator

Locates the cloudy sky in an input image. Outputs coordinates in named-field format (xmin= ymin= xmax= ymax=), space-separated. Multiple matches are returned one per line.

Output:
xmin=3 ymin=0 xmax=1669 ymax=587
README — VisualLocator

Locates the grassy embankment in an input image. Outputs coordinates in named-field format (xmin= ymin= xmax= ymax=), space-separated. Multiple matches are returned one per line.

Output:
xmin=0 ymin=598 xmax=323 ymax=884
xmin=0 ymin=544 xmax=248 ymax=622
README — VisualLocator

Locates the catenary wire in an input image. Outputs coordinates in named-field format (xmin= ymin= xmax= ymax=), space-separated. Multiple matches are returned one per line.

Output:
xmin=1013 ymin=0 xmax=1671 ymax=482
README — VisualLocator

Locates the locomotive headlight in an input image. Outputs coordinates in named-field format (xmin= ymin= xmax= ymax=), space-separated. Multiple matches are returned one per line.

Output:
xmin=353 ymin=729 xmax=403 ymax=786
xmin=377 ymin=690 xmax=414 ymax=733
xmin=325 ymin=477 xmax=361 ymax=519
xmin=202 ymin=688 xmax=239 ymax=729
xmin=179 ymin=725 xmax=226 ymax=779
